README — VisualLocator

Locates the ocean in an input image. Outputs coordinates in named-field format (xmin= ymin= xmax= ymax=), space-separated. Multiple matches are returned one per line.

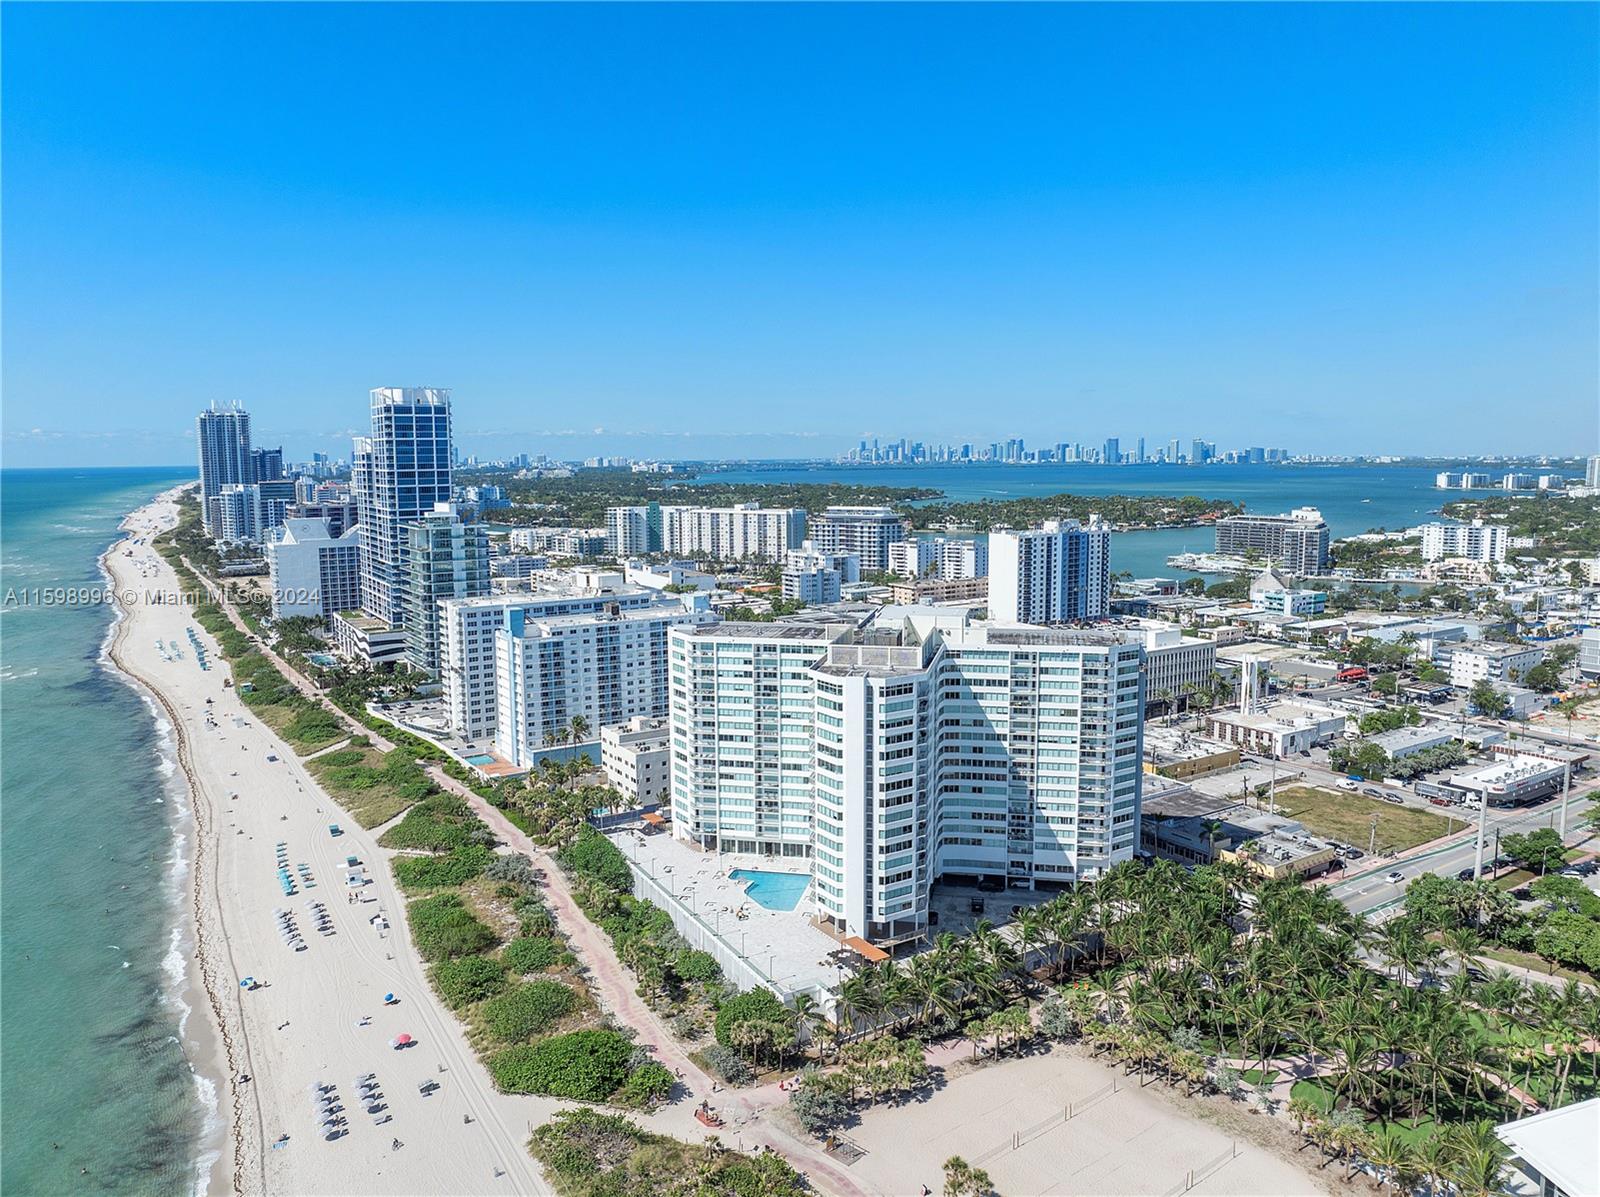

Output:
xmin=694 ymin=461 xmax=1486 ymax=578
xmin=1 ymin=466 xmax=207 ymax=1196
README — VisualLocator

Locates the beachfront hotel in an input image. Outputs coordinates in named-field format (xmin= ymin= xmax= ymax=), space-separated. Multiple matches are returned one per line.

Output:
xmin=668 ymin=610 xmax=1145 ymax=943
xmin=355 ymin=386 xmax=454 ymax=629
xmin=987 ymin=518 xmax=1112 ymax=626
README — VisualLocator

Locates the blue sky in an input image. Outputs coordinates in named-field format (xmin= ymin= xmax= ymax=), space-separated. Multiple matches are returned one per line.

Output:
xmin=3 ymin=3 xmax=1596 ymax=465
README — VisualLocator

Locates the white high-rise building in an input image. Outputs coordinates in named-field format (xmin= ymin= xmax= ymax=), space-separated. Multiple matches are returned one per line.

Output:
xmin=357 ymin=387 xmax=454 ymax=628
xmin=987 ymin=518 xmax=1111 ymax=625
xmin=1586 ymin=456 xmax=1600 ymax=489
xmin=781 ymin=543 xmax=860 ymax=604
xmin=264 ymin=518 xmax=364 ymax=619
xmin=659 ymin=504 xmax=804 ymax=560
xmin=1419 ymin=520 xmax=1509 ymax=563
xmin=606 ymin=504 xmax=663 ymax=555
xmin=888 ymin=536 xmax=989 ymax=580
xmin=492 ymin=601 xmax=718 ymax=766
xmin=669 ymin=612 xmax=1144 ymax=940
xmin=196 ymin=401 xmax=253 ymax=534
xmin=441 ymin=587 xmax=714 ymax=742
xmin=807 ymin=506 xmax=908 ymax=571
xmin=214 ymin=480 xmax=296 ymax=543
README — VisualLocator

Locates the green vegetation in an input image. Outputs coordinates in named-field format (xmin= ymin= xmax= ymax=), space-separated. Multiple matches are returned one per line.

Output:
xmin=392 ymin=843 xmax=495 ymax=891
xmin=307 ymin=741 xmax=438 ymax=828
xmin=379 ymin=794 xmax=487 ymax=851
xmin=714 ymin=988 xmax=787 ymax=1049
xmin=480 ymin=980 xmax=578 ymax=1044
xmin=1442 ymin=493 xmax=1600 ymax=559
xmin=909 ymin=492 xmax=1237 ymax=532
xmin=502 ymin=935 xmax=562 ymax=974
xmin=492 ymin=470 xmax=937 ymax=527
xmin=487 ymin=1029 xmax=634 ymax=1100
xmin=528 ymin=1108 xmax=804 ymax=1197
xmin=1406 ymin=870 xmax=1600 ymax=977
xmin=1274 ymin=786 xmax=1453 ymax=852
xmin=431 ymin=955 xmax=508 ymax=1010
xmin=557 ymin=826 xmax=635 ymax=893
xmin=407 ymin=893 xmax=500 ymax=962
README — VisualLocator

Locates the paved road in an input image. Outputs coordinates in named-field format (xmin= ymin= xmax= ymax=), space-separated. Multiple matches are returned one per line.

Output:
xmin=1324 ymin=792 xmax=1594 ymax=918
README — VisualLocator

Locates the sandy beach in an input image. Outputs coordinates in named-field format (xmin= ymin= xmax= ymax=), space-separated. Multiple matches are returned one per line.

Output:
xmin=103 ymin=490 xmax=550 ymax=1197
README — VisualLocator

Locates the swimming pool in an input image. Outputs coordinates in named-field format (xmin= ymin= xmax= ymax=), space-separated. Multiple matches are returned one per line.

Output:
xmin=730 ymin=868 xmax=811 ymax=911
xmin=463 ymin=754 xmax=497 ymax=766
xmin=306 ymin=652 xmax=337 ymax=668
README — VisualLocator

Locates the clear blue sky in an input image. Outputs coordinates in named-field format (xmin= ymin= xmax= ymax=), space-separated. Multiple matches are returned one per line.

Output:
xmin=3 ymin=3 xmax=1596 ymax=465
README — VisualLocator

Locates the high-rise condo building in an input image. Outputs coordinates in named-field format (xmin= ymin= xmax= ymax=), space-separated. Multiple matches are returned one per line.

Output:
xmin=196 ymin=401 xmax=253 ymax=534
xmin=441 ymin=587 xmax=714 ymax=742
xmin=807 ymin=506 xmax=909 ymax=571
xmin=1213 ymin=506 xmax=1330 ymax=575
xmin=356 ymin=387 xmax=454 ymax=628
xmin=780 ymin=544 xmax=861 ymax=604
xmin=250 ymin=446 xmax=285 ymax=482
xmin=987 ymin=518 xmax=1111 ymax=625
xmin=1586 ymin=455 xmax=1600 ymax=489
xmin=668 ymin=611 xmax=1145 ymax=940
xmin=1418 ymin=520 xmax=1508 ymax=563
xmin=606 ymin=503 xmax=664 ymax=555
xmin=659 ymin=504 xmax=805 ymax=560
xmin=402 ymin=503 xmax=491 ymax=674
xmin=1103 ymin=437 xmax=1120 ymax=465
xmin=214 ymin=479 xmax=296 ymax=543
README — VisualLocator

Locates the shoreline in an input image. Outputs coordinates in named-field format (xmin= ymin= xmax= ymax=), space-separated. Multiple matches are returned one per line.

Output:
xmin=102 ymin=486 xmax=262 ymax=1196
xmin=102 ymin=489 xmax=549 ymax=1196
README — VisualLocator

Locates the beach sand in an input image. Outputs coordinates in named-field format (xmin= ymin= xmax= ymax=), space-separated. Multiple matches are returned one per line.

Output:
xmin=104 ymin=491 xmax=551 ymax=1196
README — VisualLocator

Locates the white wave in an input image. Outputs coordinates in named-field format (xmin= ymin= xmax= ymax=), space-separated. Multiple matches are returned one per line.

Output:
xmin=187 ymin=1066 xmax=223 ymax=1197
xmin=0 ymin=665 xmax=40 ymax=681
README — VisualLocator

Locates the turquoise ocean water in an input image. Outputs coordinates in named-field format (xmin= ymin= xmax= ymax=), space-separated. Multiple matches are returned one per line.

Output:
xmin=695 ymin=461 xmax=1502 ymax=578
xmin=1 ymin=466 xmax=207 ymax=1196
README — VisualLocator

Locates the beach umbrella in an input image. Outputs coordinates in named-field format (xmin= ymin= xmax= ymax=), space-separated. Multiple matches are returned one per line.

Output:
xmin=240 ymin=978 xmax=254 ymax=989
xmin=383 ymin=993 xmax=396 ymax=1005
xmin=395 ymin=1033 xmax=413 ymax=1046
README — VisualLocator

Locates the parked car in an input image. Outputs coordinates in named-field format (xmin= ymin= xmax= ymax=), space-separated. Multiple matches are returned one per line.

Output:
xmin=1362 ymin=787 xmax=1386 ymax=798
xmin=1382 ymin=794 xmax=1405 ymax=805
xmin=1456 ymin=867 xmax=1477 ymax=881
xmin=1345 ymin=847 xmax=1365 ymax=860
xmin=1338 ymin=780 xmax=1360 ymax=792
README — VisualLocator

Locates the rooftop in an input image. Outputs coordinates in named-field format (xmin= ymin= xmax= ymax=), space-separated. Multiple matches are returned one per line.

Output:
xmin=1497 ymin=1098 xmax=1600 ymax=1197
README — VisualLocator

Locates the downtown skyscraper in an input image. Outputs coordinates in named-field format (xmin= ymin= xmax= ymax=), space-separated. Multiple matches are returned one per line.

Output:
xmin=356 ymin=386 xmax=454 ymax=628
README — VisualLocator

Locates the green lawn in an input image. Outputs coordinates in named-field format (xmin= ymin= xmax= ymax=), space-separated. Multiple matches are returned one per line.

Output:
xmin=1241 ymin=1068 xmax=1280 ymax=1087
xmin=1274 ymin=786 xmax=1453 ymax=853
xmin=1477 ymin=945 xmax=1596 ymax=984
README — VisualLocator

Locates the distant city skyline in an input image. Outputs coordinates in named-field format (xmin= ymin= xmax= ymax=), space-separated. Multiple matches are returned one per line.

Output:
xmin=4 ymin=3 xmax=1597 ymax=466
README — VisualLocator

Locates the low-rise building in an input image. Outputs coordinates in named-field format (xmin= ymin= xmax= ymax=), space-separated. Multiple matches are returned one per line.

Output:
xmin=1450 ymin=754 xmax=1567 ymax=807
xmin=1139 ymin=788 xmax=1337 ymax=878
xmin=1496 ymin=1097 xmax=1599 ymax=1197
xmin=600 ymin=716 xmax=672 ymax=806
xmin=1142 ymin=725 xmax=1240 ymax=779
xmin=1117 ymin=623 xmax=1216 ymax=711
xmin=1205 ymin=699 xmax=1348 ymax=757
xmin=885 ymin=575 xmax=989 ymax=605
xmin=624 ymin=560 xmax=717 ymax=592
xmin=1580 ymin=627 xmax=1600 ymax=679
xmin=1369 ymin=724 xmax=1456 ymax=760
xmin=331 ymin=609 xmax=408 ymax=667
xmin=1447 ymin=641 xmax=1544 ymax=689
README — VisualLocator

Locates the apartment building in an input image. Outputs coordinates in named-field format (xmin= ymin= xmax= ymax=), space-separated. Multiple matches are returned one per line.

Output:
xmin=781 ymin=543 xmax=861 ymax=605
xmin=1447 ymin=641 xmax=1544 ymax=689
xmin=1419 ymin=520 xmax=1509 ymax=563
xmin=660 ymin=504 xmax=806 ymax=561
xmin=441 ymin=587 xmax=714 ymax=742
xmin=493 ymin=601 xmax=717 ymax=767
xmin=889 ymin=536 xmax=989 ymax=580
xmin=1214 ymin=507 xmax=1330 ymax=575
xmin=807 ymin=506 xmax=909 ymax=571
xmin=668 ymin=612 xmax=1144 ymax=941
xmin=600 ymin=716 xmax=673 ymax=805
xmin=987 ymin=518 xmax=1111 ymax=625
xmin=402 ymin=504 xmax=491 ymax=674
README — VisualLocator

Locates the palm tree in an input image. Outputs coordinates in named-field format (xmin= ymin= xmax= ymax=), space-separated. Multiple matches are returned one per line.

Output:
xmin=1445 ymin=1121 xmax=1510 ymax=1197
xmin=567 ymin=714 xmax=589 ymax=744
xmin=1365 ymin=1126 xmax=1415 ymax=1193
xmin=789 ymin=992 xmax=823 ymax=1060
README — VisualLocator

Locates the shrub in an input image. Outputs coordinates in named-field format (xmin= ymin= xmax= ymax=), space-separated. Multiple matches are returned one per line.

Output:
xmin=480 ymin=980 xmax=577 ymax=1043
xmin=431 ymin=955 xmax=507 ymax=1009
xmin=487 ymin=1029 xmax=633 ymax=1100
xmin=502 ymin=936 xmax=560 ymax=974
xmin=698 ymin=1043 xmax=754 ymax=1086
xmin=407 ymin=893 xmax=498 ymax=962
xmin=557 ymin=827 xmax=633 ymax=893
xmin=714 ymin=988 xmax=786 ymax=1047
xmin=789 ymin=1070 xmax=850 ymax=1133
xmin=393 ymin=844 xmax=494 ymax=890
xmin=616 ymin=1061 xmax=675 ymax=1108
xmin=674 ymin=949 xmax=721 ymax=984
xmin=380 ymin=795 xmax=476 ymax=851
xmin=483 ymin=852 xmax=540 ymax=889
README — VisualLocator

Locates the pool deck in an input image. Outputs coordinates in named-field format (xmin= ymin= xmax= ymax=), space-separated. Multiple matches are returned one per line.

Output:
xmin=610 ymin=829 xmax=847 ymax=999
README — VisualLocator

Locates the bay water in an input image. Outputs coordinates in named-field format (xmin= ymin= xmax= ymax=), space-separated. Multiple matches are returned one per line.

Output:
xmin=1 ymin=466 xmax=209 ymax=1196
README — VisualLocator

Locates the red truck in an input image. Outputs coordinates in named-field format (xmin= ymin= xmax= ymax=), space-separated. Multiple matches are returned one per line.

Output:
xmin=1336 ymin=666 xmax=1369 ymax=682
